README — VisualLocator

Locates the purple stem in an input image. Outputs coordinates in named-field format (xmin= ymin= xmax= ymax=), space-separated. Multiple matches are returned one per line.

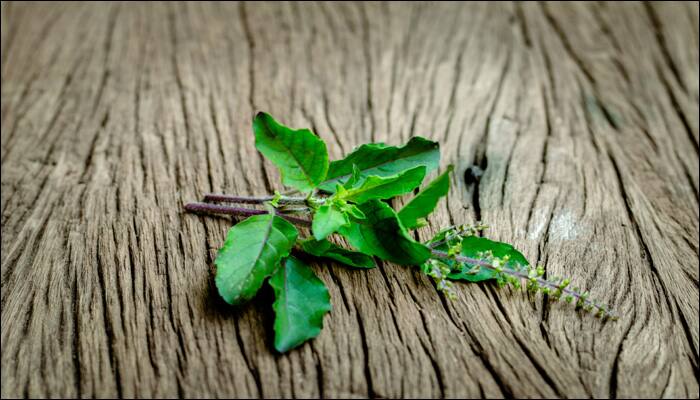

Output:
xmin=203 ymin=193 xmax=307 ymax=204
xmin=430 ymin=249 xmax=614 ymax=318
xmin=184 ymin=202 xmax=312 ymax=227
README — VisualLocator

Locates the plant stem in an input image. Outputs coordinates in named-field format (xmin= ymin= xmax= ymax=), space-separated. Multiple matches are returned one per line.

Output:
xmin=427 ymin=224 xmax=485 ymax=249
xmin=427 ymin=237 xmax=450 ymax=249
xmin=430 ymin=249 xmax=615 ymax=318
xmin=184 ymin=202 xmax=312 ymax=226
xmin=277 ymin=206 xmax=312 ymax=214
xmin=203 ymin=193 xmax=308 ymax=204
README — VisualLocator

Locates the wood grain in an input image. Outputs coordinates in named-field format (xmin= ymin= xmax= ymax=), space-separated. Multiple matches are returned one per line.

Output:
xmin=1 ymin=2 xmax=698 ymax=398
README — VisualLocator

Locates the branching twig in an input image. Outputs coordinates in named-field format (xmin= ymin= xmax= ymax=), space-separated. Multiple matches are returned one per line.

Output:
xmin=203 ymin=193 xmax=308 ymax=204
xmin=430 ymin=249 xmax=616 ymax=319
xmin=184 ymin=202 xmax=312 ymax=226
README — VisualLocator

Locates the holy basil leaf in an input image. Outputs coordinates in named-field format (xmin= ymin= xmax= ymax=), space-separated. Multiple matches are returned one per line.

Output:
xmin=215 ymin=214 xmax=298 ymax=305
xmin=301 ymin=238 xmax=376 ymax=269
xmin=269 ymin=256 xmax=332 ymax=352
xmin=343 ymin=164 xmax=363 ymax=189
xmin=338 ymin=166 xmax=427 ymax=204
xmin=343 ymin=204 xmax=366 ymax=219
xmin=319 ymin=137 xmax=439 ymax=191
xmin=398 ymin=165 xmax=453 ymax=229
xmin=339 ymin=200 xmax=431 ymax=265
xmin=448 ymin=236 xmax=529 ymax=282
xmin=253 ymin=112 xmax=329 ymax=192
xmin=312 ymin=203 xmax=350 ymax=241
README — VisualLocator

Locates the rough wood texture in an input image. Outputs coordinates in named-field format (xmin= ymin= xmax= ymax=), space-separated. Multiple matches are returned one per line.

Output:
xmin=2 ymin=2 xmax=698 ymax=398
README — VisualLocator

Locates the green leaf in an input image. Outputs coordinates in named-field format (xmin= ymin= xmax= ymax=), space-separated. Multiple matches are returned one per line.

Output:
xmin=344 ymin=204 xmax=366 ymax=220
xmin=319 ymin=137 xmax=439 ymax=191
xmin=215 ymin=214 xmax=298 ymax=305
xmin=269 ymin=256 xmax=332 ymax=352
xmin=448 ymin=236 xmax=529 ymax=282
xmin=413 ymin=218 xmax=428 ymax=228
xmin=301 ymin=238 xmax=377 ymax=269
xmin=343 ymin=164 xmax=363 ymax=189
xmin=312 ymin=203 xmax=350 ymax=241
xmin=253 ymin=112 xmax=329 ymax=192
xmin=338 ymin=166 xmax=427 ymax=204
xmin=339 ymin=200 xmax=432 ymax=265
xmin=398 ymin=165 xmax=453 ymax=229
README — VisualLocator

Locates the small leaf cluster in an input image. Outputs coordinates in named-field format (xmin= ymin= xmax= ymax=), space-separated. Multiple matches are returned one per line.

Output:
xmin=193 ymin=112 xmax=616 ymax=353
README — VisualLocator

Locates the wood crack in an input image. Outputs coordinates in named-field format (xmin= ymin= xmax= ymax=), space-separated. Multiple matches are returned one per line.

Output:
xmin=2 ymin=3 xmax=698 ymax=398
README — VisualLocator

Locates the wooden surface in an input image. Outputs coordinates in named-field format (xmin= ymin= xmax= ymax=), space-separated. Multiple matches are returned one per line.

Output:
xmin=1 ymin=2 xmax=698 ymax=398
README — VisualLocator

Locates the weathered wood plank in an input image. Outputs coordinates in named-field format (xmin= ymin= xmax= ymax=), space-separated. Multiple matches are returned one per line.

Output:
xmin=1 ymin=2 xmax=697 ymax=398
